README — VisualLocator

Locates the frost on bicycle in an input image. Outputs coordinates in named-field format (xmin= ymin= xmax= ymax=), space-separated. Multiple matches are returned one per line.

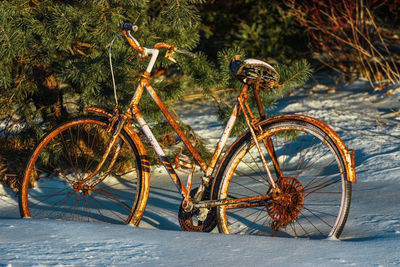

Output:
xmin=19 ymin=24 xmax=355 ymax=239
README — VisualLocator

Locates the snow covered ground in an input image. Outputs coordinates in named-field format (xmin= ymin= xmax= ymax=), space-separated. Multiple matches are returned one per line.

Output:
xmin=1 ymin=78 xmax=400 ymax=266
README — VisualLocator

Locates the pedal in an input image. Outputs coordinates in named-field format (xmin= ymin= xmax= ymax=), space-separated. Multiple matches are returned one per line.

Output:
xmin=197 ymin=208 xmax=209 ymax=222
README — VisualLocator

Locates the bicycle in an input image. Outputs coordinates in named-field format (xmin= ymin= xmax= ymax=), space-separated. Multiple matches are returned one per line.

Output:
xmin=19 ymin=23 xmax=356 ymax=239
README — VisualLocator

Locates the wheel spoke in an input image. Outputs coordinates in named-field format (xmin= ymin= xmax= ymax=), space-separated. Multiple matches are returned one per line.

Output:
xmin=21 ymin=117 xmax=145 ymax=225
xmin=216 ymin=120 xmax=351 ymax=239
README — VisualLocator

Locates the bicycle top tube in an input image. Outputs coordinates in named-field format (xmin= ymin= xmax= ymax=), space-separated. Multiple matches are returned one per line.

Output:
xmin=119 ymin=24 xmax=255 ymax=179
xmin=118 ymin=23 xmax=283 ymax=203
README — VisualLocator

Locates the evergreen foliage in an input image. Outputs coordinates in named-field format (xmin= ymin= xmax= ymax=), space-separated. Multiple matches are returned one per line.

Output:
xmin=198 ymin=0 xmax=308 ymax=63
xmin=0 ymin=0 xmax=203 ymax=139
xmin=0 ymin=0 xmax=312 ymax=182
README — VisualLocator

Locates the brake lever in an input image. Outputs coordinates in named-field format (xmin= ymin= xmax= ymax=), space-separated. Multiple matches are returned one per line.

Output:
xmin=165 ymin=49 xmax=177 ymax=63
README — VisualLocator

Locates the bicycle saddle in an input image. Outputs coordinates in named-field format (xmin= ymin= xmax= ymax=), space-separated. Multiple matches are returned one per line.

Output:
xmin=229 ymin=56 xmax=280 ymax=90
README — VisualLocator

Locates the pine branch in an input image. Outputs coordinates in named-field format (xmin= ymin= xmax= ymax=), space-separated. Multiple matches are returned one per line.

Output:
xmin=275 ymin=59 xmax=313 ymax=93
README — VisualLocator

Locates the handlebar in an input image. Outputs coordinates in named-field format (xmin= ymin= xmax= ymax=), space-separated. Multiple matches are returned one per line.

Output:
xmin=121 ymin=23 xmax=195 ymax=59
xmin=121 ymin=23 xmax=138 ymax=32
xmin=121 ymin=23 xmax=144 ymax=55
xmin=176 ymin=48 xmax=196 ymax=59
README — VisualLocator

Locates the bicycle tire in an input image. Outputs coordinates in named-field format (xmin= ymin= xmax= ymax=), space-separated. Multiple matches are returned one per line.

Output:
xmin=213 ymin=119 xmax=351 ymax=239
xmin=19 ymin=116 xmax=149 ymax=225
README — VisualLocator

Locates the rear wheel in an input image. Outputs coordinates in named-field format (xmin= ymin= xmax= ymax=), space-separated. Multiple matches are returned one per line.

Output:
xmin=214 ymin=120 xmax=351 ymax=238
xmin=19 ymin=116 xmax=148 ymax=225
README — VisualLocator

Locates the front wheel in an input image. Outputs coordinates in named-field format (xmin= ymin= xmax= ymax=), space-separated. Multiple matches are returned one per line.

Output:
xmin=19 ymin=116 xmax=149 ymax=225
xmin=214 ymin=119 xmax=352 ymax=239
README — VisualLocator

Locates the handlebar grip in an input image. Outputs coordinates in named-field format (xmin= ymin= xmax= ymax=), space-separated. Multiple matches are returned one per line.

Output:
xmin=121 ymin=23 xmax=138 ymax=32
xmin=176 ymin=48 xmax=196 ymax=59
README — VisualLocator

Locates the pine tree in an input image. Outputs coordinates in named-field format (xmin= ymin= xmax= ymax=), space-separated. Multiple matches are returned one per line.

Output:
xmin=0 ymin=0 xmax=203 ymax=137
xmin=0 ymin=0 xmax=312 ymax=186
xmin=0 ymin=0 xmax=205 ymax=185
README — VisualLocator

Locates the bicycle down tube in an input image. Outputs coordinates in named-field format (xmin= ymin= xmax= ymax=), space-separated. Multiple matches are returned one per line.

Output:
xmin=123 ymin=26 xmax=279 ymax=199
xmin=128 ymin=75 xmax=241 ymax=198
xmin=128 ymin=76 xmax=279 ymax=208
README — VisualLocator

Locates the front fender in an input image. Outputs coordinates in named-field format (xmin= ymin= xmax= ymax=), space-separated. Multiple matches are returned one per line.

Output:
xmin=85 ymin=107 xmax=114 ymax=119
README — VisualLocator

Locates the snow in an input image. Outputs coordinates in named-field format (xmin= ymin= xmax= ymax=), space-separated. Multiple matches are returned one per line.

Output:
xmin=1 ymin=78 xmax=400 ymax=266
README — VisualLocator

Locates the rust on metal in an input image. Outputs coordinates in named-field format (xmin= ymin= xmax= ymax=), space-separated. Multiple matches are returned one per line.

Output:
xmin=141 ymin=72 xmax=151 ymax=79
xmin=142 ymin=79 xmax=208 ymax=172
xmin=257 ymin=114 xmax=357 ymax=183
xmin=174 ymin=154 xmax=194 ymax=172
xmin=120 ymin=123 xmax=151 ymax=225
xmin=122 ymin=29 xmax=145 ymax=54
xmin=130 ymin=102 xmax=189 ymax=197
xmin=86 ymin=106 xmax=151 ymax=225
xmin=211 ymin=113 xmax=357 ymax=203
xmin=154 ymin=43 xmax=177 ymax=50
xmin=20 ymin=116 xmax=152 ymax=226
xmin=174 ymin=154 xmax=196 ymax=203
xmin=205 ymin=102 xmax=240 ymax=177
xmin=351 ymin=149 xmax=355 ymax=174
xmin=86 ymin=107 xmax=113 ymax=118
xmin=263 ymin=137 xmax=283 ymax=179
xmin=194 ymin=193 xmax=271 ymax=209
xmin=238 ymin=88 xmax=278 ymax=189
xmin=266 ymin=176 xmax=304 ymax=225
xmin=128 ymin=80 xmax=190 ymax=196
xmin=161 ymin=154 xmax=188 ymax=197
xmin=129 ymin=78 xmax=147 ymax=108
xmin=253 ymin=82 xmax=266 ymax=119
xmin=75 ymin=115 xmax=128 ymax=185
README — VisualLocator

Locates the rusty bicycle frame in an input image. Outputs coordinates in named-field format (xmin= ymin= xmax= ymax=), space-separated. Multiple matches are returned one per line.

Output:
xmin=79 ymin=25 xmax=356 ymax=216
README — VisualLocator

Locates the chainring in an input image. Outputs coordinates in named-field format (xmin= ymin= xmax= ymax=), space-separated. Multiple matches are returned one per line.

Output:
xmin=178 ymin=187 xmax=217 ymax=232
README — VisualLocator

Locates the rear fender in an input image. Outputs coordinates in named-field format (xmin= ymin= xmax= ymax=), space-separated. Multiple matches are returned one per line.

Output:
xmin=263 ymin=114 xmax=355 ymax=183
xmin=211 ymin=114 xmax=356 ymax=198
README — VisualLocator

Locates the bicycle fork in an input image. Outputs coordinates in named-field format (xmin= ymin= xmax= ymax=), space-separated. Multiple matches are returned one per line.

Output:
xmin=73 ymin=114 xmax=128 ymax=191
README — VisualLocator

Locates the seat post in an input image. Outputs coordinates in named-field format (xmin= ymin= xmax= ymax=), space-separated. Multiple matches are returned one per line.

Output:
xmin=253 ymin=79 xmax=266 ymax=120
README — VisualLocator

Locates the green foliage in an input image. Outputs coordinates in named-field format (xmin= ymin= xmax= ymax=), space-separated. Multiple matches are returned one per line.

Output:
xmin=0 ymin=0 xmax=204 ymax=136
xmin=0 ymin=0 xmax=312 ymax=173
xmin=274 ymin=59 xmax=313 ymax=97
xmin=198 ymin=0 xmax=308 ymax=63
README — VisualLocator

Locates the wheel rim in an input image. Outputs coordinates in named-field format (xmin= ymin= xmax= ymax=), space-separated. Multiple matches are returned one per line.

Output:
xmin=21 ymin=119 xmax=141 ymax=224
xmin=218 ymin=122 xmax=349 ymax=238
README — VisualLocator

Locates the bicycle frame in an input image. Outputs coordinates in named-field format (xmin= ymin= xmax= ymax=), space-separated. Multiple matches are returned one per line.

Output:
xmin=127 ymin=72 xmax=276 ymax=208
xmin=19 ymin=25 xmax=357 ymax=237
xmin=65 ymin=32 xmax=274 ymax=214
xmin=82 ymin=29 xmax=356 ymax=213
